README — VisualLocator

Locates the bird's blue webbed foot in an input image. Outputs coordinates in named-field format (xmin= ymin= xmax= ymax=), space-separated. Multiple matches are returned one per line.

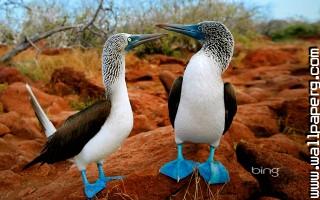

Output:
xmin=81 ymin=170 xmax=105 ymax=199
xmin=198 ymin=146 xmax=230 ymax=184
xmin=96 ymin=163 xmax=123 ymax=185
xmin=160 ymin=144 xmax=197 ymax=181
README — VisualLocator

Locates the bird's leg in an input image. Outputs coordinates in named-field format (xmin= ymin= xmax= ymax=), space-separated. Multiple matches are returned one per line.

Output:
xmin=177 ymin=143 xmax=184 ymax=160
xmin=207 ymin=145 xmax=215 ymax=162
xmin=81 ymin=170 xmax=105 ymax=198
xmin=159 ymin=143 xmax=197 ymax=182
xmin=96 ymin=162 xmax=123 ymax=184
xmin=198 ymin=146 xmax=230 ymax=184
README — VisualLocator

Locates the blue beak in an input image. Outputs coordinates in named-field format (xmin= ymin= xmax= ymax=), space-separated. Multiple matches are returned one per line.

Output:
xmin=156 ymin=23 xmax=204 ymax=41
xmin=125 ymin=33 xmax=167 ymax=51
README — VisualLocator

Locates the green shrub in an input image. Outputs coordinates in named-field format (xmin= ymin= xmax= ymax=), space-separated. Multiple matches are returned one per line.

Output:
xmin=118 ymin=0 xmax=259 ymax=57
xmin=15 ymin=60 xmax=45 ymax=81
xmin=69 ymin=98 xmax=98 ymax=111
xmin=269 ymin=22 xmax=320 ymax=41
xmin=0 ymin=83 xmax=8 ymax=93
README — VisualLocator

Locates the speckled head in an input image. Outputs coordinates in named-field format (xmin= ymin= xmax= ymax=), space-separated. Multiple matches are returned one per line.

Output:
xmin=198 ymin=21 xmax=233 ymax=43
xmin=156 ymin=21 xmax=234 ymax=71
xmin=102 ymin=33 xmax=166 ymax=91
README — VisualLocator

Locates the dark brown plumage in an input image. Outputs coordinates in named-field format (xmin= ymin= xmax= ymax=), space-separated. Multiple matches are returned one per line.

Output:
xmin=223 ymin=82 xmax=237 ymax=134
xmin=168 ymin=76 xmax=183 ymax=127
xmin=23 ymin=99 xmax=111 ymax=169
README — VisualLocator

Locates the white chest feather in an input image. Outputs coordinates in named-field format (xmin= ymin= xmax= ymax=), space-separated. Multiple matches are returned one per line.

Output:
xmin=174 ymin=51 xmax=225 ymax=146
xmin=75 ymin=76 xmax=133 ymax=170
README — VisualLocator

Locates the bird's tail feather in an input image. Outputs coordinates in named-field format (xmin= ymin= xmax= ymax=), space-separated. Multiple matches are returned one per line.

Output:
xmin=23 ymin=155 xmax=43 ymax=170
xmin=25 ymin=84 xmax=56 ymax=137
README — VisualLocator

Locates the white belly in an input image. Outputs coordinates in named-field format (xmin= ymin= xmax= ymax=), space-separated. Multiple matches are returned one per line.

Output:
xmin=74 ymin=78 xmax=133 ymax=170
xmin=174 ymin=52 xmax=225 ymax=147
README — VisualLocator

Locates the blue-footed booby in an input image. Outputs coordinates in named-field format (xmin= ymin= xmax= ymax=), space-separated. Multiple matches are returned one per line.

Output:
xmin=157 ymin=22 xmax=237 ymax=184
xmin=23 ymin=33 xmax=166 ymax=198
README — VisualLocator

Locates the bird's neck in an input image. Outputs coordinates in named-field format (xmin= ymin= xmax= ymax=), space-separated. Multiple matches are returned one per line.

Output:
xmin=108 ymin=76 xmax=130 ymax=109
xmin=191 ymin=51 xmax=223 ymax=78
xmin=102 ymin=51 xmax=129 ymax=103
xmin=201 ymin=38 xmax=233 ymax=72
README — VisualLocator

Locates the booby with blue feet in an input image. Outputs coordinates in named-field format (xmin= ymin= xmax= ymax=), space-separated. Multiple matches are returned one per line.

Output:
xmin=157 ymin=21 xmax=237 ymax=184
xmin=23 ymin=32 xmax=166 ymax=198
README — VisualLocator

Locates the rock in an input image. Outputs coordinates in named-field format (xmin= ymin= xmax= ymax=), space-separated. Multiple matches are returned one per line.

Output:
xmin=235 ymin=89 xmax=258 ymax=105
xmin=271 ymin=75 xmax=307 ymax=91
xmin=290 ymin=66 xmax=308 ymax=76
xmin=224 ymin=121 xmax=256 ymax=147
xmin=103 ymin=126 xmax=260 ymax=200
xmin=10 ymin=126 xmax=259 ymax=200
xmin=283 ymin=97 xmax=308 ymax=134
xmin=131 ymin=114 xmax=157 ymax=136
xmin=256 ymin=98 xmax=285 ymax=112
xmin=126 ymin=53 xmax=150 ymax=69
xmin=18 ymin=187 xmax=37 ymax=198
xmin=129 ymin=91 xmax=169 ymax=127
xmin=48 ymin=67 xmax=105 ymax=99
xmin=236 ymin=141 xmax=311 ymax=200
xmin=147 ymin=54 xmax=185 ymax=65
xmin=235 ymin=104 xmax=279 ymax=137
xmin=49 ymin=110 xmax=77 ymax=128
xmin=125 ymin=54 xmax=157 ymax=82
xmin=0 ymin=123 xmax=10 ymax=136
xmin=159 ymin=63 xmax=185 ymax=75
xmin=245 ymin=87 xmax=272 ymax=101
xmin=126 ymin=71 xmax=153 ymax=82
xmin=0 ymin=82 xmax=71 ymax=117
xmin=0 ymin=170 xmax=22 ymax=190
xmin=159 ymin=70 xmax=176 ymax=95
xmin=258 ymin=197 xmax=281 ymax=200
xmin=0 ymin=67 xmax=26 ymax=84
xmin=15 ymin=139 xmax=44 ymax=160
xmin=0 ymin=112 xmax=43 ymax=139
xmin=0 ymin=111 xmax=20 ymax=127
xmin=106 ymin=127 xmax=259 ymax=200
xmin=0 ymin=82 xmax=36 ymax=116
xmin=243 ymin=48 xmax=299 ymax=68
xmin=0 ymin=137 xmax=16 ymax=153
xmin=254 ymin=134 xmax=308 ymax=162
xmin=0 ymin=152 xmax=17 ymax=170
xmin=278 ymin=89 xmax=308 ymax=99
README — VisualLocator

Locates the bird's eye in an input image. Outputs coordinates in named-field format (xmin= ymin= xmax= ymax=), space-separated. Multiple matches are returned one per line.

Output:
xmin=198 ymin=26 xmax=202 ymax=31
xmin=127 ymin=38 xmax=132 ymax=42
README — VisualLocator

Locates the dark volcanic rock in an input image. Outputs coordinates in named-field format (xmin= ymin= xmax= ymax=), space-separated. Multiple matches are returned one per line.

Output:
xmin=235 ymin=104 xmax=279 ymax=137
xmin=0 ymin=67 xmax=26 ymax=84
xmin=159 ymin=70 xmax=176 ymax=95
xmin=236 ymin=141 xmax=310 ymax=200
xmin=49 ymin=67 xmax=105 ymax=99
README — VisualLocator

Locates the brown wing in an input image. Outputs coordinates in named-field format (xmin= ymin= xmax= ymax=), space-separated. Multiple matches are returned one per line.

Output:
xmin=168 ymin=76 xmax=183 ymax=127
xmin=223 ymin=82 xmax=237 ymax=134
xmin=24 ymin=99 xmax=111 ymax=169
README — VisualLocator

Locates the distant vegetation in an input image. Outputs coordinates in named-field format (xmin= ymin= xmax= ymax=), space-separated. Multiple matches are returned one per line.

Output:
xmin=0 ymin=0 xmax=258 ymax=55
xmin=259 ymin=20 xmax=320 ymax=41
xmin=0 ymin=0 xmax=319 ymax=59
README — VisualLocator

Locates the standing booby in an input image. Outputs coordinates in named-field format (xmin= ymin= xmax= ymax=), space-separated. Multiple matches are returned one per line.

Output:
xmin=157 ymin=22 xmax=237 ymax=184
xmin=23 ymin=33 xmax=165 ymax=198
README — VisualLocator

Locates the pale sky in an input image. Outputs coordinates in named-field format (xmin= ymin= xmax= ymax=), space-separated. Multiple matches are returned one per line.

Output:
xmin=1 ymin=0 xmax=320 ymax=22
xmin=239 ymin=0 xmax=320 ymax=22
